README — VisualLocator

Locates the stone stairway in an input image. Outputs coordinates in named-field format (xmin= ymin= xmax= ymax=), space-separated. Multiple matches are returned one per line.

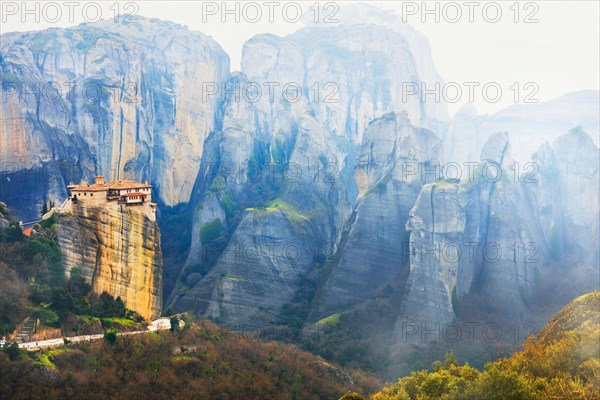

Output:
xmin=14 ymin=318 xmax=36 ymax=343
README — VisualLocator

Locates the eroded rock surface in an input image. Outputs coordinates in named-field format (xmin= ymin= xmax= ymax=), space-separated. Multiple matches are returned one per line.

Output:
xmin=57 ymin=202 xmax=162 ymax=321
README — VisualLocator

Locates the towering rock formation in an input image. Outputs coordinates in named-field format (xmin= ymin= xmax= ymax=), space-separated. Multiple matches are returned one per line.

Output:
xmin=395 ymin=129 xmax=599 ymax=343
xmin=172 ymin=8 xmax=449 ymax=327
xmin=2 ymin=8 xmax=598 ymax=347
xmin=0 ymin=17 xmax=229 ymax=219
xmin=551 ymin=128 xmax=599 ymax=230
xmin=442 ymin=91 xmax=600 ymax=165
xmin=176 ymin=72 xmax=263 ymax=286
xmin=532 ymin=128 xmax=599 ymax=266
xmin=397 ymin=181 xmax=465 ymax=336
xmin=308 ymin=112 xmax=441 ymax=322
xmin=241 ymin=23 xmax=448 ymax=144
xmin=57 ymin=202 xmax=163 ymax=321
xmin=529 ymin=142 xmax=566 ymax=263
xmin=172 ymin=114 xmax=354 ymax=327
xmin=454 ymin=133 xmax=550 ymax=319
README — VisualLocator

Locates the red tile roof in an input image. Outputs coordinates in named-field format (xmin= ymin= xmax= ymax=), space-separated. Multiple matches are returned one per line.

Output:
xmin=23 ymin=227 xmax=33 ymax=237
xmin=68 ymin=179 xmax=151 ymax=192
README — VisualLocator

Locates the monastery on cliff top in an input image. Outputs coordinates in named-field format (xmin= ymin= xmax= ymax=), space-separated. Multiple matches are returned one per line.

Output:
xmin=61 ymin=176 xmax=157 ymax=221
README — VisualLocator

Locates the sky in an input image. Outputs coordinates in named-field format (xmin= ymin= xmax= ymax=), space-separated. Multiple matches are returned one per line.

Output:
xmin=1 ymin=0 xmax=599 ymax=115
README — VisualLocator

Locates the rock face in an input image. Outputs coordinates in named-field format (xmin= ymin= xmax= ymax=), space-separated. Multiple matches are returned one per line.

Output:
xmin=551 ymin=128 xmax=599 ymax=228
xmin=171 ymin=8 xmax=449 ymax=327
xmin=308 ymin=112 xmax=441 ymax=322
xmin=394 ymin=129 xmax=599 ymax=343
xmin=57 ymin=202 xmax=162 ymax=321
xmin=443 ymin=91 xmax=600 ymax=165
xmin=455 ymin=133 xmax=550 ymax=319
xmin=1 ymin=17 xmax=229 ymax=219
xmin=397 ymin=182 xmax=465 ymax=334
xmin=242 ymin=23 xmax=448 ymax=144
xmin=532 ymin=128 xmax=600 ymax=265
xmin=175 ymin=205 xmax=321 ymax=327
xmin=530 ymin=142 xmax=565 ymax=261
xmin=172 ymin=113 xmax=355 ymax=327
xmin=176 ymin=72 xmax=262 ymax=287
xmin=2 ymin=9 xmax=599 ymax=352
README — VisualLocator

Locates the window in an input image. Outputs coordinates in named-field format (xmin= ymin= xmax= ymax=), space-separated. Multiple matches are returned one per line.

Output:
xmin=91 ymin=193 xmax=93 ymax=197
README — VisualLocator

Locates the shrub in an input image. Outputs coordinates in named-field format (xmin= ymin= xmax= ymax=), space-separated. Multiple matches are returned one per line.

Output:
xmin=199 ymin=218 xmax=222 ymax=244
xmin=4 ymin=342 xmax=21 ymax=361
xmin=3 ymin=223 xmax=25 ymax=243
xmin=170 ymin=317 xmax=180 ymax=332
xmin=104 ymin=329 xmax=117 ymax=344
xmin=40 ymin=213 xmax=57 ymax=230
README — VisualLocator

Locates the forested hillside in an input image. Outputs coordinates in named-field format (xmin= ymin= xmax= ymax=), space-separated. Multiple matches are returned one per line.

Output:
xmin=0 ymin=320 xmax=381 ymax=400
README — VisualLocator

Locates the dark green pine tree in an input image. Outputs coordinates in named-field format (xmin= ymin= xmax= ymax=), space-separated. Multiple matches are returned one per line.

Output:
xmin=40 ymin=201 xmax=49 ymax=217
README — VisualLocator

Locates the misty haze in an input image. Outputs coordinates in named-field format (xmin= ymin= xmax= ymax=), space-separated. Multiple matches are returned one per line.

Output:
xmin=0 ymin=2 xmax=598 ymax=399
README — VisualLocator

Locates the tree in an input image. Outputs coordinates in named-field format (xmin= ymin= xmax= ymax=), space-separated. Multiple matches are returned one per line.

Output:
xmin=4 ymin=342 xmax=21 ymax=361
xmin=170 ymin=316 xmax=180 ymax=332
xmin=164 ymin=306 xmax=175 ymax=316
xmin=68 ymin=267 xmax=91 ymax=298
xmin=114 ymin=297 xmax=126 ymax=317
xmin=3 ymin=223 xmax=24 ymax=243
xmin=340 ymin=392 xmax=367 ymax=400
xmin=104 ymin=329 xmax=117 ymax=344
xmin=40 ymin=201 xmax=49 ymax=217
xmin=472 ymin=361 xmax=537 ymax=400
xmin=50 ymin=288 xmax=75 ymax=320
xmin=93 ymin=292 xmax=126 ymax=318
xmin=28 ymin=305 xmax=59 ymax=327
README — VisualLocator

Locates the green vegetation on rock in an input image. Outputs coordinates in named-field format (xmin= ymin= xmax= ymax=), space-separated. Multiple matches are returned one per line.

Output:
xmin=319 ymin=154 xmax=329 ymax=167
xmin=101 ymin=317 xmax=138 ymax=330
xmin=365 ymin=173 xmax=393 ymax=196
xmin=219 ymin=191 xmax=237 ymax=219
xmin=272 ymin=138 xmax=286 ymax=164
xmin=200 ymin=218 xmax=222 ymax=244
xmin=223 ymin=273 xmax=245 ymax=281
xmin=311 ymin=313 xmax=342 ymax=328
xmin=247 ymin=198 xmax=311 ymax=224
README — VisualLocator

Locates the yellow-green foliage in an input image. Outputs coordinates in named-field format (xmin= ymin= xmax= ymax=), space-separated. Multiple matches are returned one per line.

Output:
xmin=247 ymin=198 xmax=310 ymax=224
xmin=36 ymin=348 xmax=74 ymax=370
xmin=310 ymin=313 xmax=341 ymax=329
xmin=371 ymin=353 xmax=479 ymax=400
xmin=223 ymin=273 xmax=245 ymax=281
xmin=77 ymin=315 xmax=100 ymax=324
xmin=370 ymin=291 xmax=600 ymax=400
xmin=432 ymin=180 xmax=455 ymax=188
xmin=101 ymin=318 xmax=138 ymax=329
xmin=171 ymin=355 xmax=194 ymax=363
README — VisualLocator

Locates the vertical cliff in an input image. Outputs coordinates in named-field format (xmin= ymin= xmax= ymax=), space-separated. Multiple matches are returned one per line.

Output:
xmin=56 ymin=203 xmax=162 ymax=321
xmin=454 ymin=133 xmax=550 ymax=319
xmin=396 ymin=181 xmax=465 ymax=339
xmin=308 ymin=112 xmax=442 ymax=323
xmin=0 ymin=17 xmax=230 ymax=219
